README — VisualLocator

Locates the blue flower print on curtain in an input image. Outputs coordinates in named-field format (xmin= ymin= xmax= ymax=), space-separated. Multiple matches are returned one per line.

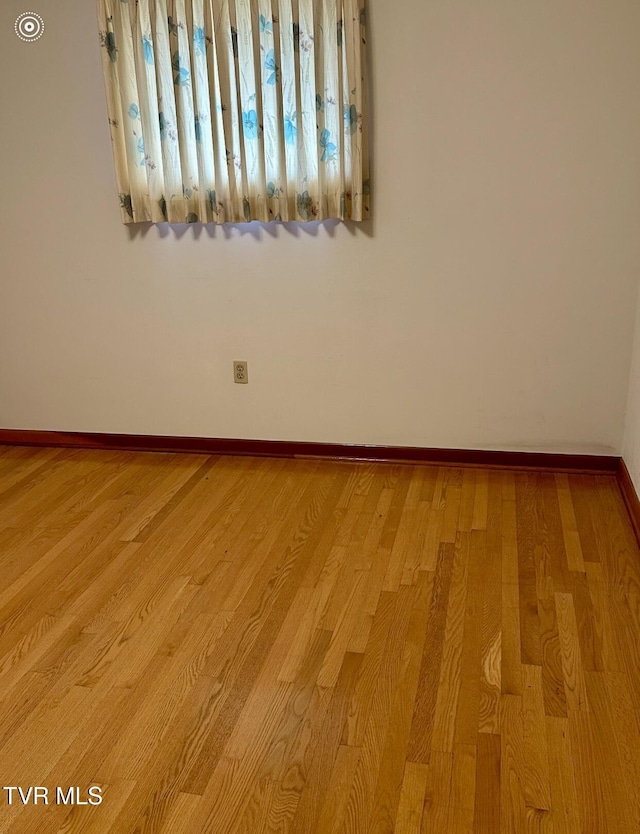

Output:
xmin=120 ymin=193 xmax=133 ymax=217
xmin=142 ymin=35 xmax=154 ymax=64
xmin=100 ymin=30 xmax=117 ymax=62
xmin=172 ymin=52 xmax=190 ymax=85
xmin=264 ymin=49 xmax=278 ymax=85
xmin=243 ymin=109 xmax=259 ymax=138
xmin=344 ymin=104 xmax=357 ymax=134
xmin=297 ymin=190 xmax=316 ymax=219
xmin=193 ymin=26 xmax=206 ymax=55
xmin=158 ymin=112 xmax=177 ymax=142
xmin=284 ymin=113 xmax=297 ymax=145
xmin=259 ymin=13 xmax=272 ymax=33
xmin=320 ymin=128 xmax=337 ymax=161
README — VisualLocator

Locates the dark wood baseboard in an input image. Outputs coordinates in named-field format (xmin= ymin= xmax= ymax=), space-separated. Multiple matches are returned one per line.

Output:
xmin=0 ymin=428 xmax=620 ymax=474
xmin=617 ymin=459 xmax=640 ymax=547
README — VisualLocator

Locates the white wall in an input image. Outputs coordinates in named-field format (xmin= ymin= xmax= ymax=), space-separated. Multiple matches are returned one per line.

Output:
xmin=2 ymin=0 xmax=640 ymax=452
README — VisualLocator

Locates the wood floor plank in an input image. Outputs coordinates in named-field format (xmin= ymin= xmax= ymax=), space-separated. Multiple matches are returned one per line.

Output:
xmin=338 ymin=583 xmax=419 ymax=834
xmin=554 ymin=592 xmax=588 ymax=712
xmin=567 ymin=708 xmax=607 ymax=832
xmin=55 ymin=780 xmax=137 ymax=834
xmin=431 ymin=532 xmax=470 ymax=753
xmin=419 ymin=507 xmax=444 ymax=573
xmin=538 ymin=473 xmax=572 ymax=596
xmin=457 ymin=469 xmax=476 ymax=534
xmin=545 ymin=716 xmax=579 ymax=834
xmin=478 ymin=531 xmax=501 ymax=734
xmin=406 ymin=543 xmax=455 ymax=763
xmin=190 ymin=628 xmax=331 ymax=834
xmin=0 ymin=453 xmax=105 ymax=528
xmin=0 ymin=447 xmax=64 ymax=500
xmin=0 ymin=450 xmax=639 ymax=834
xmin=384 ymin=467 xmax=424 ymax=590
xmin=515 ymin=476 xmax=543 ymax=666
xmin=570 ymin=568 xmax=606 ymax=673
xmin=395 ymin=762 xmax=428 ymax=834
xmin=156 ymin=791 xmax=202 ymax=834
xmin=537 ymin=597 xmax=568 ymax=718
xmin=604 ymin=671 xmax=640 ymax=830
xmin=501 ymin=497 xmax=519 ymax=588
xmin=453 ymin=531 xmax=483 ymax=748
xmin=128 ymin=470 xmax=352 ymax=828
xmin=584 ymin=563 xmax=626 ymax=677
xmin=341 ymin=590 xmax=398 ymax=748
xmin=313 ymin=744 xmax=362 ymax=834
xmin=288 ymin=652 xmax=363 ymax=834
xmin=316 ymin=570 xmax=368 ymax=688
xmin=501 ymin=582 xmax=523 ymax=697
xmin=420 ymin=750 xmax=453 ymax=833
xmin=473 ymin=733 xmax=500 ymax=834
xmin=499 ymin=694 xmax=526 ymax=834
xmin=176 ymin=471 xmax=344 ymax=779
xmin=554 ymin=474 xmax=585 ymax=573
xmin=440 ymin=475 xmax=463 ymax=544
xmin=522 ymin=665 xmax=552 ymax=811
xmin=471 ymin=470 xmax=489 ymax=531
xmin=117 ymin=455 xmax=210 ymax=542
xmin=567 ymin=475 xmax=601 ymax=563
xmin=446 ymin=742 xmax=476 ymax=833
xmin=583 ymin=670 xmax=638 ymax=833
xmin=366 ymin=572 xmax=434 ymax=834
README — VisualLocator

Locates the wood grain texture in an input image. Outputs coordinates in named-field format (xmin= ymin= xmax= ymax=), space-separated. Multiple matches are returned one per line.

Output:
xmin=0 ymin=447 xmax=638 ymax=833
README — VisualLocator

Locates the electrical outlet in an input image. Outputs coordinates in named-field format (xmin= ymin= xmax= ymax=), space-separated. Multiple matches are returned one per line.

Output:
xmin=233 ymin=361 xmax=248 ymax=384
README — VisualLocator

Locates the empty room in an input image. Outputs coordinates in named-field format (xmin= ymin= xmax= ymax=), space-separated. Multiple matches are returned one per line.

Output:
xmin=2 ymin=0 xmax=640 ymax=832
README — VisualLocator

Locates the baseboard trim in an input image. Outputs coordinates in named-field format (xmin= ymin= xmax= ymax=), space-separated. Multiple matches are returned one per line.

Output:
xmin=617 ymin=459 xmax=640 ymax=547
xmin=0 ymin=429 xmax=620 ymax=474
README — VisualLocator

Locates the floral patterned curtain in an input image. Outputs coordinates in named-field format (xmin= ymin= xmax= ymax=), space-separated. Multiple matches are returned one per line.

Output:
xmin=97 ymin=0 xmax=369 ymax=224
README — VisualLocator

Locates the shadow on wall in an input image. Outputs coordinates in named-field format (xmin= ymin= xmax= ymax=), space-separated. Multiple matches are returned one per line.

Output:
xmin=126 ymin=217 xmax=374 ymax=242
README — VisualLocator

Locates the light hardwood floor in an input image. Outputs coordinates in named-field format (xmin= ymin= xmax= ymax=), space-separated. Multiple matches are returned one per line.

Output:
xmin=0 ymin=446 xmax=639 ymax=833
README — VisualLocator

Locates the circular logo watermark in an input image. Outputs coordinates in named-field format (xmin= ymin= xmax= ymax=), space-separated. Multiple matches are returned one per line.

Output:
xmin=15 ymin=12 xmax=44 ymax=42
